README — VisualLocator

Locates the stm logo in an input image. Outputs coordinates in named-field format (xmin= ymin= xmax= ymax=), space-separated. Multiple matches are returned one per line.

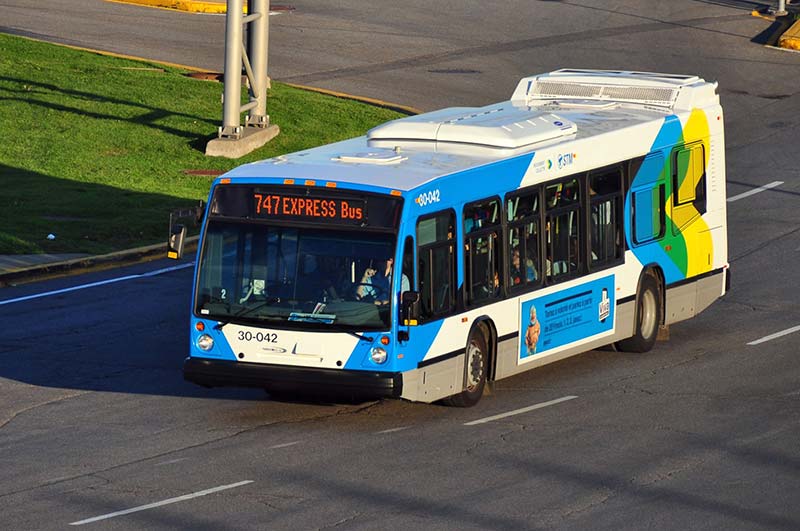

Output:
xmin=558 ymin=152 xmax=577 ymax=169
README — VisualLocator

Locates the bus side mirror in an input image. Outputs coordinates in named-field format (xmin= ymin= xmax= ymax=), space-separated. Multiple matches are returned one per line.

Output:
xmin=168 ymin=223 xmax=187 ymax=260
xmin=401 ymin=290 xmax=420 ymax=327
xmin=167 ymin=200 xmax=205 ymax=260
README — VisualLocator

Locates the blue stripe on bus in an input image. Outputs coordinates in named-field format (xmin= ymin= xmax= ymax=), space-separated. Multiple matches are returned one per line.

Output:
xmin=408 ymin=153 xmax=536 ymax=215
xmin=625 ymin=115 xmax=685 ymax=284
xmin=191 ymin=319 xmax=238 ymax=361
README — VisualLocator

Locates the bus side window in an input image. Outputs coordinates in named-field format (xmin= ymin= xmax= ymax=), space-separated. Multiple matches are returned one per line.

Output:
xmin=401 ymin=236 xmax=414 ymax=294
xmin=464 ymin=197 xmax=502 ymax=306
xmin=506 ymin=187 xmax=541 ymax=292
xmin=417 ymin=211 xmax=456 ymax=320
xmin=589 ymin=165 xmax=624 ymax=269
xmin=672 ymin=142 xmax=706 ymax=233
xmin=545 ymin=177 xmax=582 ymax=281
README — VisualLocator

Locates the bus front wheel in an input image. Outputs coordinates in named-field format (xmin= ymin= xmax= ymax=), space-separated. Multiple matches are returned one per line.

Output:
xmin=443 ymin=327 xmax=488 ymax=407
xmin=617 ymin=273 xmax=662 ymax=353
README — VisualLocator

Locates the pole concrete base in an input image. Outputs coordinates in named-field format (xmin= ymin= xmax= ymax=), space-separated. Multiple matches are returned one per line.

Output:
xmin=205 ymin=124 xmax=280 ymax=158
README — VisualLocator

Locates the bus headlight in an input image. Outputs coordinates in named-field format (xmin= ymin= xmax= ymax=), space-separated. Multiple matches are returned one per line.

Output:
xmin=370 ymin=347 xmax=388 ymax=365
xmin=197 ymin=334 xmax=215 ymax=351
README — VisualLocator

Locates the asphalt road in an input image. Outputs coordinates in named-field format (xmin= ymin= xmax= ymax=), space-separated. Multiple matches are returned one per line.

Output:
xmin=1 ymin=0 xmax=799 ymax=529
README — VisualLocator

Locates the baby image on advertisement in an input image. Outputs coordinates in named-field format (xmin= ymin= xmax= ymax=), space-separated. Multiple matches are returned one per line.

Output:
xmin=525 ymin=305 xmax=541 ymax=356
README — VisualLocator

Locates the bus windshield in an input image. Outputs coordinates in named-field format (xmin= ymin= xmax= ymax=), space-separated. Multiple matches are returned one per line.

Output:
xmin=195 ymin=220 xmax=397 ymax=330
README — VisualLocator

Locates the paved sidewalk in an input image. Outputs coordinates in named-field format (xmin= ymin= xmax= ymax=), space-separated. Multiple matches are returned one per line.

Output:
xmin=0 ymin=243 xmax=172 ymax=286
xmin=0 ymin=254 xmax=89 ymax=274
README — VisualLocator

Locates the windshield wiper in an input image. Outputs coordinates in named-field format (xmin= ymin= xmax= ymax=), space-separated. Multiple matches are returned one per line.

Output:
xmin=232 ymin=298 xmax=282 ymax=318
xmin=213 ymin=300 xmax=284 ymax=329
xmin=346 ymin=331 xmax=374 ymax=342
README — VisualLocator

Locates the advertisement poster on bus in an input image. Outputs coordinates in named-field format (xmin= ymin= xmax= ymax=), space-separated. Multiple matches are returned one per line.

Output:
xmin=520 ymin=275 xmax=615 ymax=360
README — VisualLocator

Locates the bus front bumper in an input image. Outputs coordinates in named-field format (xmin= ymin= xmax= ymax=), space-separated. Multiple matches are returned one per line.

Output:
xmin=183 ymin=357 xmax=403 ymax=399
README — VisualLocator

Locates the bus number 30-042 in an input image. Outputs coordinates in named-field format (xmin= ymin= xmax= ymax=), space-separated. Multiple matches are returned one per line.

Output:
xmin=237 ymin=331 xmax=278 ymax=343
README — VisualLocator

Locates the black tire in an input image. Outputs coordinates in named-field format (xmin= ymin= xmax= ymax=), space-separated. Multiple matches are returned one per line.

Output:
xmin=617 ymin=273 xmax=662 ymax=353
xmin=443 ymin=327 xmax=488 ymax=407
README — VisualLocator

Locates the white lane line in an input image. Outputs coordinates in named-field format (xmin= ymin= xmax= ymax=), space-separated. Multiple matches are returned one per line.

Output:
xmin=464 ymin=395 xmax=579 ymax=426
xmin=268 ymin=441 xmax=301 ymax=450
xmin=747 ymin=324 xmax=800 ymax=346
xmin=0 ymin=262 xmax=194 ymax=307
xmin=376 ymin=426 xmax=411 ymax=434
xmin=154 ymin=458 xmax=189 ymax=467
xmin=69 ymin=480 xmax=253 ymax=526
xmin=727 ymin=181 xmax=783 ymax=203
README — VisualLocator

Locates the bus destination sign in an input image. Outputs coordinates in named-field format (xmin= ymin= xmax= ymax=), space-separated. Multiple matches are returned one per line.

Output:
xmin=253 ymin=193 xmax=366 ymax=224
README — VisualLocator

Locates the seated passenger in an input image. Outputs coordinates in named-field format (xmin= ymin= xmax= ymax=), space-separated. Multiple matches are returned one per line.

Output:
xmin=510 ymin=249 xmax=523 ymax=285
xmin=511 ymin=249 xmax=537 ymax=285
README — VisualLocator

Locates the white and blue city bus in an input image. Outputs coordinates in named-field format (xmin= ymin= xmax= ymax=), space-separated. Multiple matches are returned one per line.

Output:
xmin=172 ymin=69 xmax=729 ymax=406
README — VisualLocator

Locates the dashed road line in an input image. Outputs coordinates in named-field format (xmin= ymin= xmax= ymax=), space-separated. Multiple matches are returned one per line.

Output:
xmin=376 ymin=426 xmax=411 ymax=434
xmin=69 ymin=480 xmax=253 ymax=526
xmin=154 ymin=458 xmax=189 ymax=467
xmin=267 ymin=441 xmax=301 ymax=450
xmin=747 ymin=324 xmax=800 ymax=346
xmin=727 ymin=181 xmax=783 ymax=203
xmin=464 ymin=396 xmax=579 ymax=426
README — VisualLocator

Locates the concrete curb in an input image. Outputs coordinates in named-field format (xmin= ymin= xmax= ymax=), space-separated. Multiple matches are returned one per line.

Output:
xmin=283 ymin=82 xmax=422 ymax=116
xmin=779 ymin=19 xmax=800 ymax=50
xmin=0 ymin=238 xmax=198 ymax=288
xmin=751 ymin=8 xmax=800 ymax=50
xmin=109 ymin=0 xmax=230 ymax=14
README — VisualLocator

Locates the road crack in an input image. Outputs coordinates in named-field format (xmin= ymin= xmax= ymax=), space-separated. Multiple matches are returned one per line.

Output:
xmin=0 ymin=388 xmax=91 ymax=430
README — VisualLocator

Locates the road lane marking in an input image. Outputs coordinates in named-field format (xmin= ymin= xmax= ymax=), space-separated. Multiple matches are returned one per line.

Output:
xmin=376 ymin=426 xmax=411 ymax=434
xmin=154 ymin=458 xmax=189 ymax=467
xmin=464 ymin=396 xmax=579 ymax=426
xmin=0 ymin=262 xmax=194 ymax=306
xmin=69 ymin=480 xmax=253 ymax=526
xmin=747 ymin=324 xmax=800 ymax=346
xmin=267 ymin=441 xmax=301 ymax=449
xmin=727 ymin=181 xmax=783 ymax=202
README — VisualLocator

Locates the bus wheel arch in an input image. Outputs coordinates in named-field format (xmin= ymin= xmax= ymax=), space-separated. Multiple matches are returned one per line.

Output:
xmin=443 ymin=319 xmax=494 ymax=407
xmin=617 ymin=266 xmax=664 ymax=353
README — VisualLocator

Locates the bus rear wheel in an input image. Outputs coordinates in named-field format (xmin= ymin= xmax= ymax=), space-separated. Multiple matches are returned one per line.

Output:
xmin=443 ymin=327 xmax=488 ymax=407
xmin=617 ymin=273 xmax=662 ymax=353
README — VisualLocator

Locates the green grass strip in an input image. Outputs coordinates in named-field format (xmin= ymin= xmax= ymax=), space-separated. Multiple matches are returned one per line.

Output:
xmin=0 ymin=34 xmax=405 ymax=255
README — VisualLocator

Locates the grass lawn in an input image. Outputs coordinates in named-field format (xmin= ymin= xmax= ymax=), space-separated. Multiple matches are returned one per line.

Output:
xmin=0 ymin=34 xmax=406 ymax=255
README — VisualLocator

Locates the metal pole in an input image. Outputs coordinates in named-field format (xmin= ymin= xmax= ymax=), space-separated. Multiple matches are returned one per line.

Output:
xmin=247 ymin=0 xmax=270 ymax=127
xmin=207 ymin=0 xmax=279 ymax=156
xmin=776 ymin=0 xmax=787 ymax=16
xmin=220 ymin=0 xmax=244 ymax=139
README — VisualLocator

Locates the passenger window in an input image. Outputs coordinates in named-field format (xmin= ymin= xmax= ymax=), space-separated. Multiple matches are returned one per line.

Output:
xmin=506 ymin=188 xmax=541 ymax=292
xmin=464 ymin=197 xmax=501 ymax=307
xmin=417 ymin=211 xmax=456 ymax=319
xmin=588 ymin=166 xmax=624 ymax=268
xmin=674 ymin=143 xmax=705 ymax=206
xmin=632 ymin=184 xmax=666 ymax=244
xmin=545 ymin=178 xmax=582 ymax=281
xmin=672 ymin=142 xmax=707 ymax=233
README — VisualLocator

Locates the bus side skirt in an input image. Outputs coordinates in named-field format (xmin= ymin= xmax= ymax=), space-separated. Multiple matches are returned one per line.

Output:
xmin=400 ymin=355 xmax=465 ymax=403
